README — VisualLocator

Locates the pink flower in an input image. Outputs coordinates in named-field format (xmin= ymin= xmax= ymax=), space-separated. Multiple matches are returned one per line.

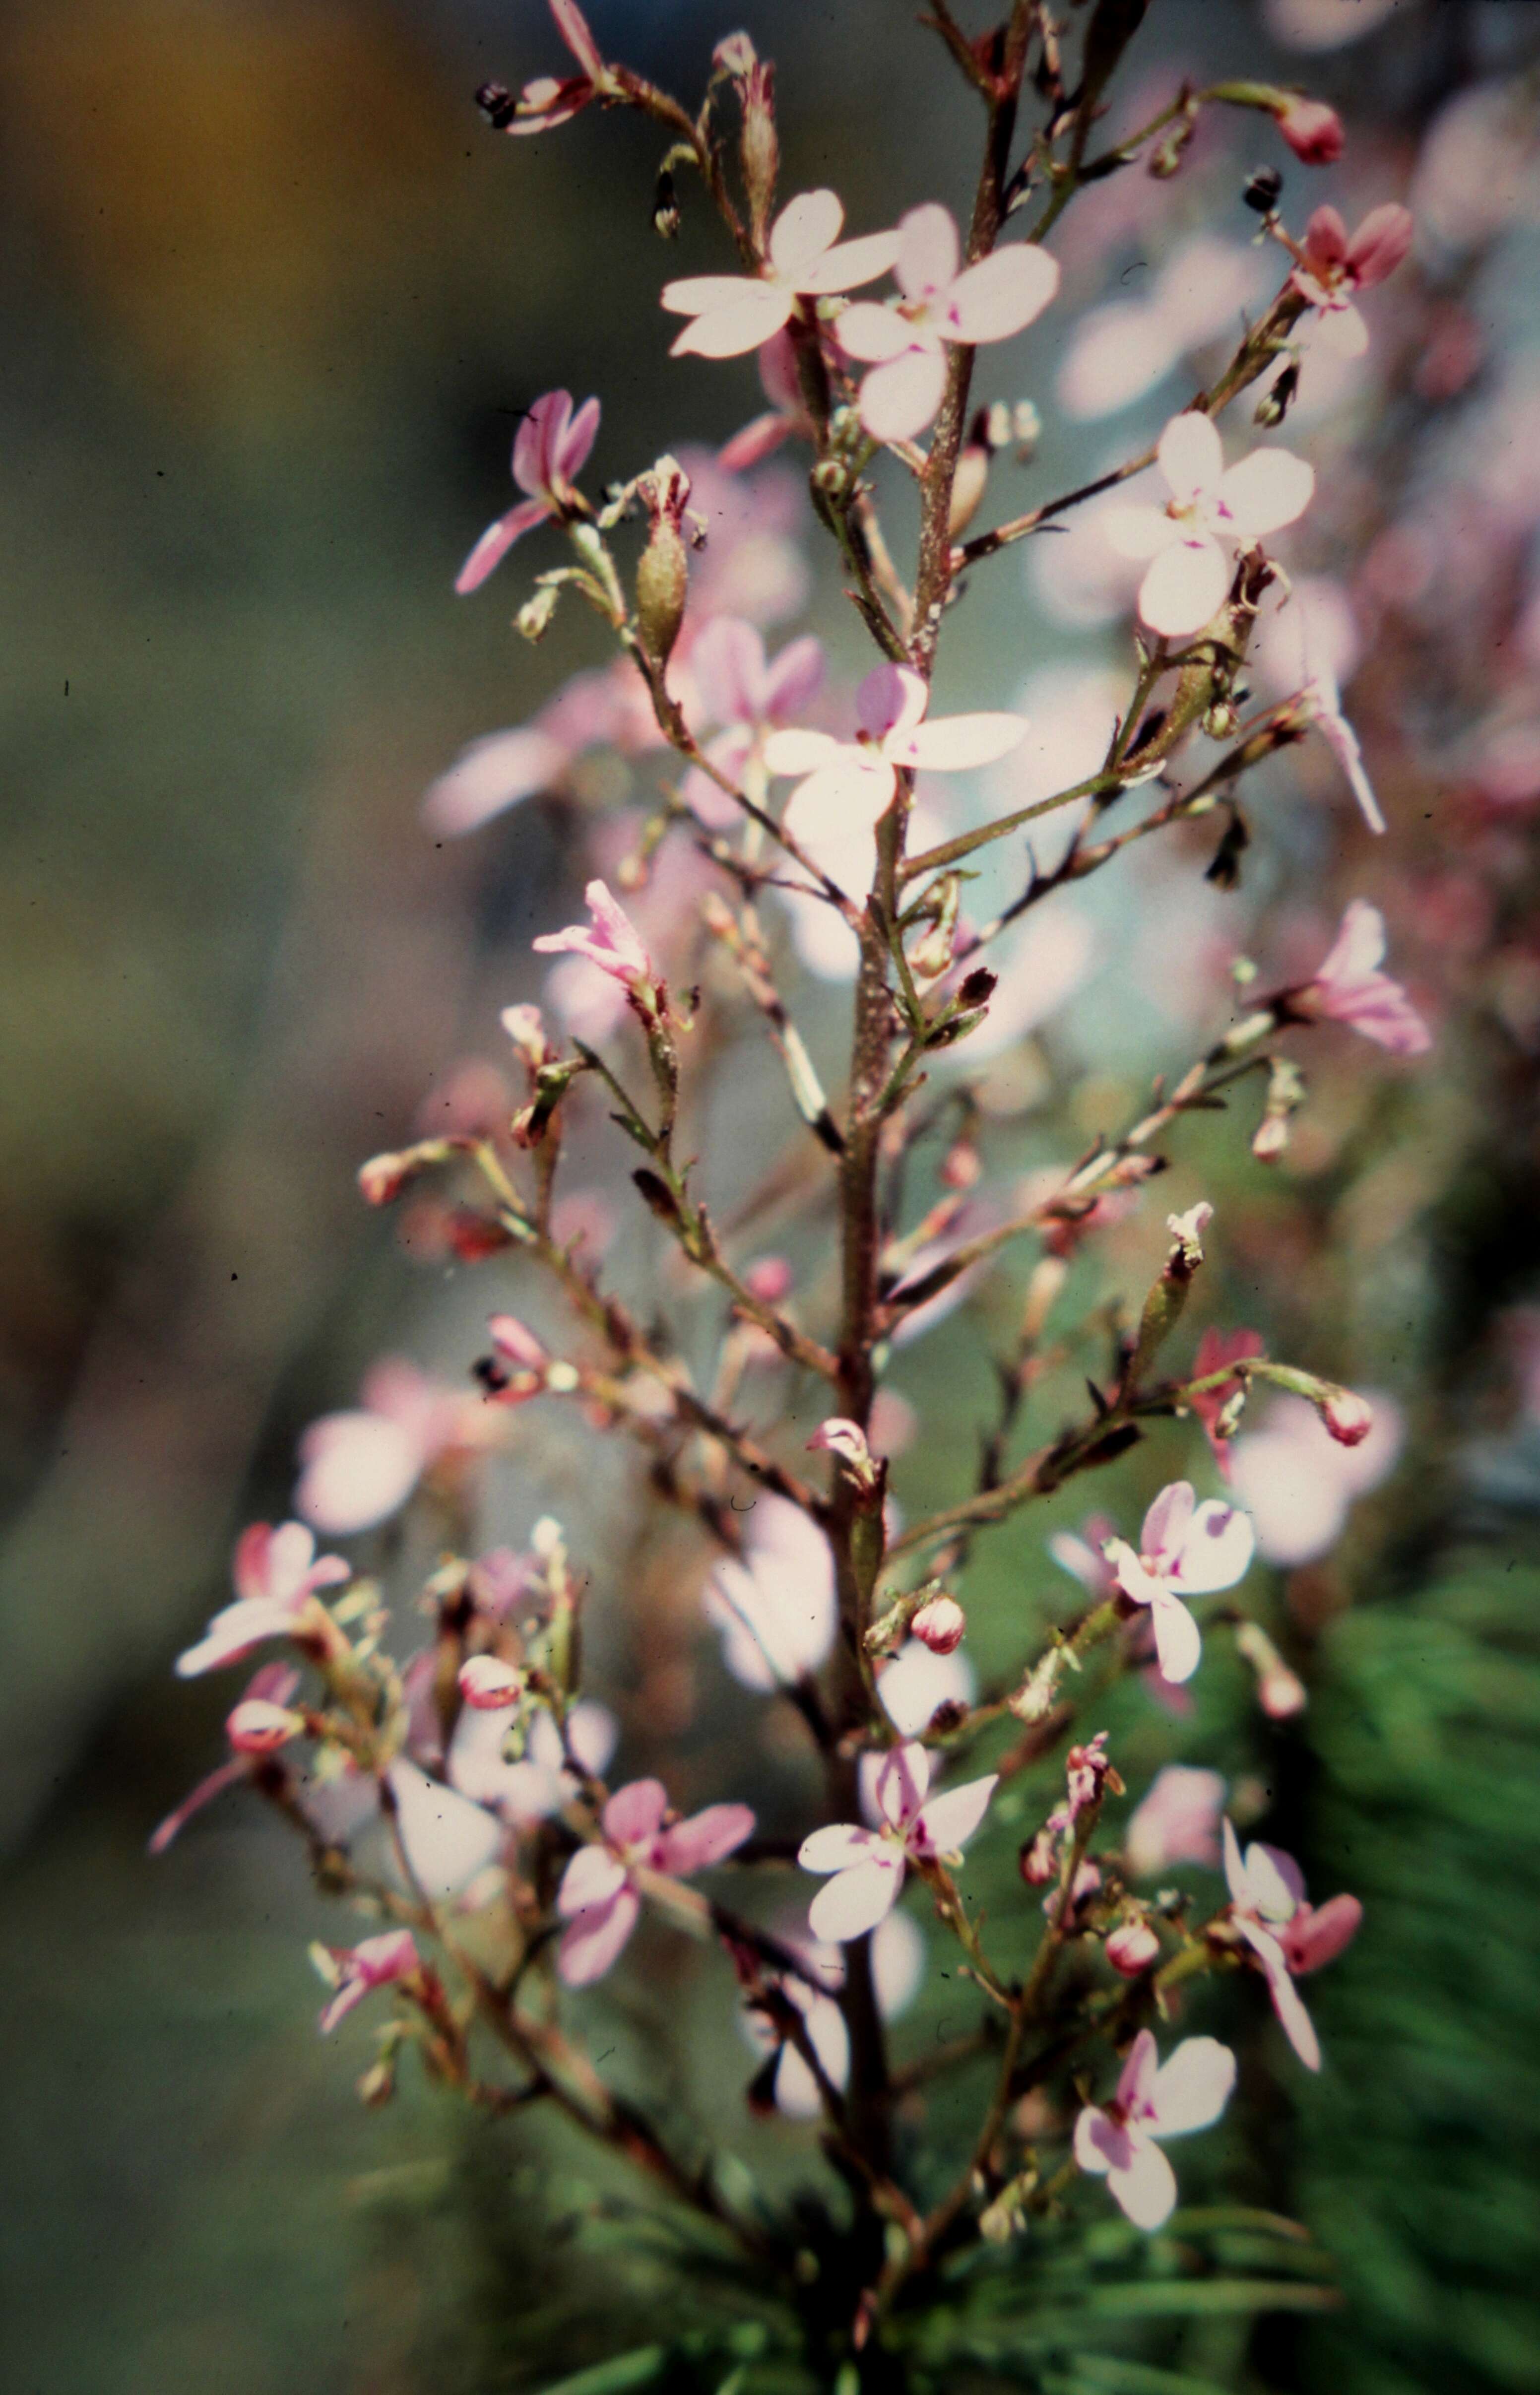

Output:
xmin=1075 ymin=2029 xmax=1236 ymax=2229
xmin=706 ymin=1494 xmax=836 ymax=1690
xmin=662 ymin=189 xmax=900 ymax=359
xmin=458 ymin=1656 xmax=525 ymax=1710
xmin=1294 ymin=899 xmax=1432 ymax=1054
xmin=450 ymin=1698 xmax=617 ymax=1821
xmin=556 ymin=1778 xmax=756 ymax=1986
xmin=175 ymin=1523 xmax=350 ymax=1678
xmin=481 ymin=0 xmax=607 ymax=139
xmin=1275 ymin=96 xmax=1346 ymax=165
xmin=718 ymin=331 xmax=814 ymax=471
xmin=1223 ymin=1818 xmax=1361 ymax=2071
xmin=1105 ymin=1483 xmax=1255 ymax=1684
xmin=150 ymin=1661 xmax=303 ymax=1851
xmin=1189 ymin=1326 xmax=1266 ymax=1478
xmin=532 ymin=879 xmax=653 ymax=994
xmin=1124 ymin=1764 xmax=1226 ymax=1878
xmin=797 ymin=1742 xmax=997 ymax=1942
xmin=837 ymin=204 xmax=1060 ymax=442
xmin=765 ymin=662 xmax=1025 ymax=848
xmin=296 ymin=1360 xmax=491 ymax=1538
xmin=316 ymin=1929 xmax=422 ymax=2036
xmin=455 ymin=389 xmax=600 ymax=594
xmin=682 ymin=617 xmax=825 ymax=828
xmin=1105 ymin=412 xmax=1315 ymax=638
xmin=1291 ymin=204 xmax=1413 ymax=356
xmin=911 ymin=1595 xmax=966 ymax=1655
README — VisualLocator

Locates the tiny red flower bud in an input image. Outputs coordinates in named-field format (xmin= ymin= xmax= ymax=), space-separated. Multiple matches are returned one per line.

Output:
xmin=457 ymin=1655 xmax=525 ymax=1710
xmin=1322 ymin=1386 xmax=1374 ymax=1446
xmin=1105 ymin=1919 xmax=1161 ymax=1977
xmin=743 ymin=1255 xmax=793 ymax=1304
xmin=1276 ymin=96 xmax=1345 ymax=165
xmin=912 ymin=1595 xmax=966 ymax=1655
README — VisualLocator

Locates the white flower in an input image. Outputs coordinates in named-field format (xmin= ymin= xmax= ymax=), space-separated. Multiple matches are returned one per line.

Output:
xmin=1104 ymin=412 xmax=1314 ymax=638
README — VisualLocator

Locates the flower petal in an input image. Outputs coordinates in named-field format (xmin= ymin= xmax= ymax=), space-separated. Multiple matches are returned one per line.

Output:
xmin=515 ymin=389 xmax=571 ymax=495
xmin=834 ymin=302 xmax=916 ymax=365
xmin=798 ymin=229 xmax=903 ymax=295
xmin=782 ymin=752 xmax=896 ymax=844
xmin=602 ymin=1777 xmax=670 ymax=1846
xmin=873 ymin=1741 xmax=931 ymax=1826
xmin=1217 ymin=449 xmax=1314 ymax=539
xmin=454 ymin=496 xmax=553 ymax=596
xmin=661 ymin=274 xmax=758 ymax=317
xmin=1140 ymin=1481 xmax=1195 ymax=1568
xmin=671 ymin=287 xmax=795 ymax=358
xmin=1171 ymin=1500 xmax=1254 ymax=1594
xmin=1104 ymin=503 xmax=1178 ymax=561
xmin=295 ymin=1413 xmax=423 ymax=1536
xmin=1311 ymin=302 xmax=1370 ymax=358
xmin=1156 ymin=411 xmax=1223 ymax=504
xmin=898 ymin=711 xmax=1028 ymax=773
xmin=557 ymin=1842 xmax=629 ymax=1916
xmin=944 ymin=246 xmax=1060 ymax=343
xmin=858 ymin=662 xmax=929 ymax=743
xmin=763 ymin=726 xmax=841 ymax=777
xmin=1239 ymin=1918 xmax=1322 ymax=2070
xmin=858 ymin=345 xmax=949 ymax=442
xmin=799 ymin=1822 xmax=881 ymax=1873
xmin=1137 ymin=536 xmax=1229 ymax=638
xmin=660 ymin=1801 xmax=755 ymax=1875
xmin=550 ymin=0 xmax=605 ymax=79
xmin=1148 ymin=2035 xmax=1237 ymax=2136
xmin=770 ymin=189 xmax=844 ymax=282
xmin=1283 ymin=1892 xmax=1363 ymax=1975
xmin=764 ymin=634 xmax=826 ymax=721
xmin=1107 ymin=2133 xmax=1179 ymax=2230
xmin=558 ymin=1887 xmax=641 ymax=1986
xmin=1238 ymin=1837 xmax=1306 ymax=1921
xmin=911 ymin=1773 xmax=998 ymax=1858
xmin=808 ymin=1855 xmax=904 ymax=1942
xmin=1074 ymin=2104 xmax=1131 ymax=2177
xmin=555 ymin=393 xmax=601 ymax=483
xmin=895 ymin=203 xmax=960 ymax=303
xmin=1149 ymin=1588 xmax=1203 ymax=1684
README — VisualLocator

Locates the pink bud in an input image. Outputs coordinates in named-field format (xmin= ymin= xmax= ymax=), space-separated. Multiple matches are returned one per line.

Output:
xmin=1276 ymin=96 xmax=1345 ymax=165
xmin=359 ymin=1152 xmax=410 ymax=1206
xmin=1323 ymin=1386 xmax=1374 ymax=1446
xmin=457 ymin=1655 xmax=525 ymax=1710
xmin=743 ymin=1255 xmax=793 ymax=1304
xmin=1105 ymin=1919 xmax=1161 ymax=1978
xmin=940 ymin=1141 xmax=982 ymax=1192
xmin=712 ymin=32 xmax=758 ymax=75
xmin=807 ymin=1418 xmax=875 ymax=1481
xmin=912 ymin=1595 xmax=966 ymax=1655
xmin=1020 ymin=1828 xmax=1058 ymax=1885
xmin=489 ymin=1313 xmax=548 ymax=1371
xmin=1251 ymin=1115 xmax=1289 ymax=1163
xmin=226 ymin=1697 xmax=304 ymax=1755
xmin=1258 ymin=1662 xmax=1309 ymax=1720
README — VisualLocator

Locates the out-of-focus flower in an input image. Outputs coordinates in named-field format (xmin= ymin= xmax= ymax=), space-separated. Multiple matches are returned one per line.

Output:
xmin=1290 ymin=205 xmax=1414 ymax=357
xmin=1189 ymin=1326 xmax=1266 ymax=1476
xmin=1057 ymin=236 xmax=1269 ymax=422
xmin=1229 ymin=1391 xmax=1403 ymax=1565
xmin=296 ymin=1361 xmax=492 ymax=1538
xmin=1410 ymin=78 xmax=1540 ymax=254
xmin=226 ymin=1696 xmax=306 ymax=1754
xmin=1223 ymin=1818 xmax=1361 ymax=2070
xmin=765 ymin=662 xmax=1025 ymax=847
xmin=838 ymin=204 xmax=1060 ymax=441
xmin=450 ymin=1698 xmax=617 ymax=1820
xmin=798 ymin=1741 xmax=996 ymax=1941
xmin=682 ymin=617 xmax=825 ymax=828
xmin=1292 ymin=900 xmax=1431 ymax=1054
xmin=1105 ymin=412 xmax=1314 ymax=638
xmin=1075 ymin=2029 xmax=1236 ymax=2229
xmin=1263 ymin=0 xmax=1399 ymax=50
xmin=706 ymin=1494 xmax=836 ymax=1690
xmin=743 ymin=1911 xmax=923 ymax=2118
xmin=943 ymin=910 xmax=1096 ymax=1063
xmin=533 ymin=880 xmax=653 ymax=994
xmin=457 ymin=1656 xmax=525 ymax=1710
xmin=1106 ymin=1919 xmax=1162 ymax=1977
xmin=1105 ymin=1483 xmax=1255 ymax=1684
xmin=1124 ymin=1763 xmax=1226 ymax=1877
xmin=315 ymin=1929 xmax=421 ymax=2036
xmin=455 ymin=389 xmax=600 ymax=593
xmin=718 ymin=330 xmax=815 ymax=471
xmin=556 ymin=1779 xmax=755 ymax=1985
xmin=662 ymin=189 xmax=899 ymax=358
xmin=386 ymin=1760 xmax=507 ymax=1900
xmin=877 ymin=1637 xmax=975 ymax=1737
xmin=150 ymin=1662 xmax=304 ymax=1851
xmin=176 ymin=1524 xmax=349 ymax=1679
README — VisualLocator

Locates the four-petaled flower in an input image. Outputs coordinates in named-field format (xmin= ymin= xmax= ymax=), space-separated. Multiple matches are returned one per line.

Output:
xmin=797 ymin=1741 xmax=997 ymax=1942
xmin=837 ymin=203 xmax=1060 ymax=442
xmin=1223 ymin=1818 xmax=1362 ymax=2071
xmin=683 ymin=616 xmax=825 ymax=828
xmin=1074 ymin=2028 xmax=1237 ymax=2229
xmin=455 ymin=388 xmax=600 ymax=594
xmin=1105 ymin=411 xmax=1315 ymax=639
xmin=556 ymin=1778 xmax=756 ymax=1986
xmin=176 ymin=1522 xmax=349 ymax=1679
xmin=662 ymin=189 xmax=900 ymax=359
xmin=1291 ymin=204 xmax=1414 ymax=357
xmin=1294 ymin=898 xmax=1431 ymax=1055
xmin=1124 ymin=1763 xmax=1226 ymax=1878
xmin=764 ymin=662 xmax=1026 ymax=849
xmin=1105 ymin=1482 xmax=1255 ymax=1685
xmin=315 ymin=1929 xmax=422 ymax=2036
xmin=533 ymin=880 xmax=654 ymax=993
xmin=486 ymin=0 xmax=608 ymax=139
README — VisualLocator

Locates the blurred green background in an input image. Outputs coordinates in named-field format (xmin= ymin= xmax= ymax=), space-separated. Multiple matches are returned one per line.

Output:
xmin=3 ymin=3 xmax=1540 ymax=2391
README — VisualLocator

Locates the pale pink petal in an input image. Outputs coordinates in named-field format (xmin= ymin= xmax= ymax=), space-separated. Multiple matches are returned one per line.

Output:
xmin=1140 ymin=1482 xmax=1196 ymax=1569
xmin=690 ymin=616 xmax=768 ymax=725
xmin=873 ymin=1740 xmax=931 ymax=1825
xmin=1311 ymin=693 xmax=1386 ymax=833
xmin=296 ymin=1413 xmax=423 ymax=1536
xmin=763 ymin=634 xmax=826 ymax=720
xmin=895 ymin=203 xmax=960 ymax=303
xmin=1107 ymin=1539 xmax=1164 ymax=1610
xmin=454 ymin=496 xmax=552 ymax=595
xmin=422 ymin=726 xmax=568 ymax=838
xmin=910 ymin=1773 xmax=997 ymax=1858
xmin=1239 ymin=1919 xmax=1321 ymax=2070
xmin=769 ymin=189 xmax=844 ymax=282
xmin=898 ymin=711 xmax=1028 ymax=772
xmin=799 ymin=1822 xmax=882 ymax=1873
xmin=388 ymin=1762 xmax=506 ymax=1898
xmin=661 ymin=274 xmax=760 ymax=316
xmin=797 ymin=229 xmax=903 ymax=295
xmin=1171 ymin=1500 xmax=1254 ymax=1595
xmin=1107 ymin=2133 xmax=1180 ymax=2230
xmin=1346 ymin=203 xmax=1414 ymax=288
xmin=602 ymin=1777 xmax=670 ymax=1846
xmin=782 ymin=751 xmax=897 ymax=841
xmin=558 ymin=1887 xmax=641 ymax=1985
xmin=148 ymin=1758 xmax=248 ymax=1852
xmin=557 ymin=1842 xmax=629 ymax=1916
xmin=264 ymin=1519 xmax=321 ymax=1601
xmin=506 ymin=78 xmax=589 ymax=136
xmin=1302 ymin=207 xmax=1350 ymax=273
xmin=1138 ymin=536 xmax=1229 ymax=637
xmin=1126 ymin=1765 xmax=1225 ymax=1877
xmin=549 ymin=0 xmax=605 ymax=79
xmin=859 ymin=662 xmax=929 ymax=743
xmin=1157 ymin=411 xmax=1223 ymax=503
xmin=834 ymin=303 xmax=917 ymax=365
xmin=515 ymin=389 xmax=572 ymax=494
xmin=858 ymin=345 xmax=949 ymax=442
xmin=1148 ymin=2035 xmax=1237 ymax=2136
xmin=1117 ymin=2027 xmax=1161 ymax=2115
xmin=555 ymin=393 xmax=601 ymax=482
xmin=944 ymin=246 xmax=1060 ymax=343
xmin=1216 ymin=449 xmax=1315 ymax=539
xmin=1312 ymin=302 xmax=1370 ymax=358
xmin=1283 ymin=1892 xmax=1362 ymax=1974
xmin=1104 ymin=504 xmax=1179 ymax=562
xmin=1318 ymin=897 xmax=1386 ymax=984
xmin=763 ymin=726 xmax=841 ymax=777
xmin=672 ymin=288 xmax=794 ymax=358
xmin=1149 ymin=1588 xmax=1203 ymax=1685
xmin=1238 ymin=1837 xmax=1306 ymax=1921
xmin=1075 ymin=2105 xmax=1133 ymax=2177
xmin=682 ymin=725 xmax=754 ymax=829
xmin=174 ymin=1596 xmax=299 ymax=1680
xmin=660 ymin=1801 xmax=755 ymax=1876
xmin=808 ymin=1855 xmax=904 ymax=1942
xmin=717 ymin=411 xmax=792 ymax=472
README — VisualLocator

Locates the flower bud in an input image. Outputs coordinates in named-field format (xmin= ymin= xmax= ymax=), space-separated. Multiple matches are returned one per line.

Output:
xmin=807 ymin=1417 xmax=878 ymax=1489
xmin=358 ymin=1151 xmax=412 ymax=1207
xmin=1019 ymin=1829 xmax=1057 ymax=1885
xmin=1322 ymin=1385 xmax=1374 ymax=1447
xmin=912 ymin=1595 xmax=966 ymax=1655
xmin=1234 ymin=1620 xmax=1308 ymax=1719
xmin=457 ymin=1655 xmax=525 ymax=1710
xmin=516 ymin=584 xmax=560 ymax=643
xmin=712 ymin=32 xmax=758 ymax=75
xmin=634 ymin=457 xmax=691 ymax=668
xmin=940 ymin=1140 xmax=981 ymax=1192
xmin=1251 ymin=1113 xmax=1290 ymax=1163
xmin=1105 ymin=1919 xmax=1161 ymax=1977
xmin=652 ymin=165 xmax=681 ymax=241
xmin=1276 ymin=96 xmax=1345 ymax=165
xmin=1149 ymin=119 xmax=1194 ymax=179
xmin=740 ymin=62 xmax=779 ymax=246
xmin=227 ymin=1698 xmax=305 ymax=1755
xmin=743 ymin=1255 xmax=793 ymax=1304
xmin=1254 ymin=362 xmax=1299 ymax=430
xmin=356 ymin=2056 xmax=397 ymax=2107
xmin=501 ymin=1003 xmax=551 ymax=1067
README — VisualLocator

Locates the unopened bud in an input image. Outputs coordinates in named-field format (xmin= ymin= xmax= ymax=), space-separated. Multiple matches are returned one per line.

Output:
xmin=743 ymin=1255 xmax=793 ymax=1304
xmin=501 ymin=1003 xmax=551 ymax=1066
xmin=489 ymin=1313 xmax=547 ymax=1371
xmin=912 ymin=1595 xmax=966 ymax=1655
xmin=1251 ymin=1112 xmax=1290 ymax=1163
xmin=516 ymin=584 xmax=560 ymax=643
xmin=740 ymin=61 xmax=779 ymax=245
xmin=227 ymin=1698 xmax=305 ymax=1755
xmin=634 ymin=457 xmax=692 ymax=667
xmin=807 ymin=1417 xmax=878 ymax=1490
xmin=1276 ymin=95 xmax=1345 ymax=166
xmin=940 ymin=1140 xmax=981 ymax=1192
xmin=1234 ymin=1619 xmax=1307 ymax=1719
xmin=1105 ymin=1919 xmax=1161 ymax=1977
xmin=1322 ymin=1386 xmax=1374 ymax=1447
xmin=1020 ymin=1829 xmax=1058 ymax=1885
xmin=712 ymin=31 xmax=758 ymax=75
xmin=652 ymin=165 xmax=681 ymax=240
xmin=457 ymin=1655 xmax=525 ymax=1710
xmin=1254 ymin=362 xmax=1299 ymax=429
xmin=949 ymin=433 xmax=991 ymax=540
xmin=475 ymin=81 xmax=517 ymax=130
